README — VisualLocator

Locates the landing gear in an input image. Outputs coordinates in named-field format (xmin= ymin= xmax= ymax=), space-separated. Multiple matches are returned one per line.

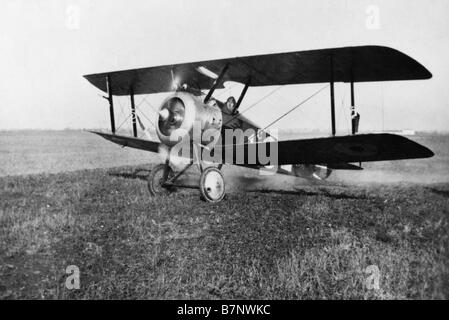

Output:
xmin=147 ymin=164 xmax=175 ymax=196
xmin=148 ymin=144 xmax=227 ymax=202
xmin=199 ymin=167 xmax=226 ymax=203
xmin=148 ymin=163 xmax=226 ymax=202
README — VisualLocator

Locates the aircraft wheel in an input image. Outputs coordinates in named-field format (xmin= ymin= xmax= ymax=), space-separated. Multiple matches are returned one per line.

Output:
xmin=148 ymin=164 xmax=175 ymax=196
xmin=199 ymin=167 xmax=226 ymax=203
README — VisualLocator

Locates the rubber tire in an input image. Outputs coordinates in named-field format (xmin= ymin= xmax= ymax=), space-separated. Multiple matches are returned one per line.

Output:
xmin=148 ymin=164 xmax=175 ymax=196
xmin=199 ymin=167 xmax=226 ymax=203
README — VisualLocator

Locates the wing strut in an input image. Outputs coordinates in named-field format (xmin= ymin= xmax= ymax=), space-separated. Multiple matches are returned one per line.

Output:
xmin=106 ymin=75 xmax=116 ymax=134
xmin=329 ymin=54 xmax=336 ymax=136
xmin=350 ymin=72 xmax=360 ymax=134
xmin=130 ymin=87 xmax=137 ymax=138
xmin=350 ymin=78 xmax=355 ymax=130
xmin=204 ymin=63 xmax=229 ymax=104
xmin=234 ymin=76 xmax=251 ymax=114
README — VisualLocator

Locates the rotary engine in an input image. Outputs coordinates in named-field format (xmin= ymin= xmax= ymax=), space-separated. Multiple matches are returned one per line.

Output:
xmin=156 ymin=92 xmax=222 ymax=147
xmin=292 ymin=164 xmax=332 ymax=181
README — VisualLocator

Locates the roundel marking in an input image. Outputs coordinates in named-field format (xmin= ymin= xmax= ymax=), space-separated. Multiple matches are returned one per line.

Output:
xmin=333 ymin=142 xmax=378 ymax=157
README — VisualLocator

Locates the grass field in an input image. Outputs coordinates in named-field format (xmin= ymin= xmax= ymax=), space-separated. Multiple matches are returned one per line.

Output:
xmin=0 ymin=130 xmax=448 ymax=299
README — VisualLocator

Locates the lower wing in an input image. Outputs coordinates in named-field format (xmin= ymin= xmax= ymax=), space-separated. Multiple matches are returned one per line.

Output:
xmin=89 ymin=131 xmax=160 ymax=153
xmin=90 ymin=131 xmax=433 ymax=166
xmin=212 ymin=133 xmax=433 ymax=165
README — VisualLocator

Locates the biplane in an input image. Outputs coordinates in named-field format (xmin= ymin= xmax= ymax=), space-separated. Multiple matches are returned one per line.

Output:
xmin=84 ymin=45 xmax=434 ymax=202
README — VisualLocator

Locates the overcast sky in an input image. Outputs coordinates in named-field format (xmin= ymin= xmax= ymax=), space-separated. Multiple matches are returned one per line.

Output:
xmin=1 ymin=0 xmax=448 ymax=133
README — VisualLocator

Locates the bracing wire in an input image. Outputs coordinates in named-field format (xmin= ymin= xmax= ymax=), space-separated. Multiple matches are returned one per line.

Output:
xmin=340 ymin=83 xmax=350 ymax=135
xmin=258 ymin=84 xmax=330 ymax=133
xmin=136 ymin=106 xmax=155 ymax=127
xmin=135 ymin=95 xmax=159 ymax=127
xmin=223 ymin=85 xmax=284 ymax=126
xmin=269 ymin=85 xmax=322 ymax=129
xmin=117 ymin=97 xmax=128 ymax=126
xmin=115 ymin=113 xmax=132 ymax=132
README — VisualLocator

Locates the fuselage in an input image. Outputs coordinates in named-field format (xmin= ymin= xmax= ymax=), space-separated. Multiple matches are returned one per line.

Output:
xmin=154 ymin=90 xmax=330 ymax=181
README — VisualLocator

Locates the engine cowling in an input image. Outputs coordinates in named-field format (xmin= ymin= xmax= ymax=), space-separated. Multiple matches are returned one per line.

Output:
xmin=292 ymin=164 xmax=332 ymax=181
xmin=156 ymin=92 xmax=222 ymax=147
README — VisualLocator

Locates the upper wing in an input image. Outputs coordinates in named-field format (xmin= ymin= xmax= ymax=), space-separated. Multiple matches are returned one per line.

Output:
xmin=84 ymin=46 xmax=432 ymax=96
xmin=89 ymin=131 xmax=160 ymax=153
xmin=212 ymin=133 xmax=434 ymax=166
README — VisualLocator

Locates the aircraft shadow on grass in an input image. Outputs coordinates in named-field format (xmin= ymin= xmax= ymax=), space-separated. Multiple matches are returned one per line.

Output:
xmin=247 ymin=188 xmax=367 ymax=200
xmin=109 ymin=168 xmax=150 ymax=182
xmin=427 ymin=187 xmax=449 ymax=198
xmin=109 ymin=168 xmax=367 ymax=200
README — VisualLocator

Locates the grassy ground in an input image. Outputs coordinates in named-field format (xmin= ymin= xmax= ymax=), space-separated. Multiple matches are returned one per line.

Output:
xmin=1 ymin=165 xmax=448 ymax=299
xmin=0 ymin=130 xmax=157 ymax=176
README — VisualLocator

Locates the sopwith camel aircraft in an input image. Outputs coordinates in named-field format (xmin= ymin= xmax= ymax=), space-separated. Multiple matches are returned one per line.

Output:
xmin=84 ymin=45 xmax=434 ymax=202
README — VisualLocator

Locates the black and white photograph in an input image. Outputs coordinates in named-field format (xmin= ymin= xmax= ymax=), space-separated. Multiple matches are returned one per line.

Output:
xmin=0 ymin=0 xmax=448 ymax=304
